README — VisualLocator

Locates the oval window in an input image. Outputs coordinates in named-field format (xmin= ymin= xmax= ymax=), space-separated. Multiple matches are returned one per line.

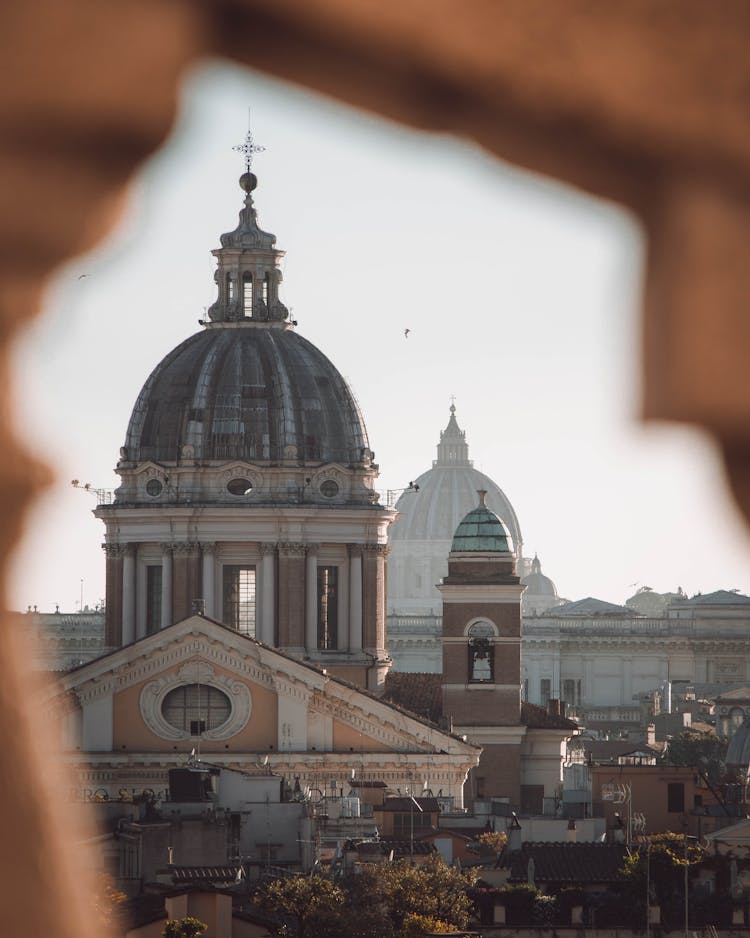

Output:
xmin=146 ymin=479 xmax=163 ymax=497
xmin=320 ymin=480 xmax=339 ymax=498
xmin=162 ymin=684 xmax=231 ymax=734
xmin=227 ymin=478 xmax=253 ymax=496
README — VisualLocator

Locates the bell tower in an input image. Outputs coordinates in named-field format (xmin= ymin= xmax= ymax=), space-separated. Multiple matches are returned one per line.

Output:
xmin=439 ymin=490 xmax=526 ymax=802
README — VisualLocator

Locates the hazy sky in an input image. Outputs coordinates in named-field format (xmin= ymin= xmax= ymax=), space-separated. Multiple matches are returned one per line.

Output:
xmin=10 ymin=62 xmax=750 ymax=614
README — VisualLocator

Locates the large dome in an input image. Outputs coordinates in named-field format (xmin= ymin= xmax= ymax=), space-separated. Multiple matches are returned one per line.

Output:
xmin=387 ymin=406 xmax=523 ymax=617
xmin=390 ymin=407 xmax=522 ymax=549
xmin=124 ymin=325 xmax=369 ymax=466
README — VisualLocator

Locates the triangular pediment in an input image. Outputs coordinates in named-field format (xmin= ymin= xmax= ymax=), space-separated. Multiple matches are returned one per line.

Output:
xmin=46 ymin=616 xmax=475 ymax=757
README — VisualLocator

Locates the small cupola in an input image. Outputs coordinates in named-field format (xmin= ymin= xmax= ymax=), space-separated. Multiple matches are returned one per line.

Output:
xmin=450 ymin=490 xmax=514 ymax=554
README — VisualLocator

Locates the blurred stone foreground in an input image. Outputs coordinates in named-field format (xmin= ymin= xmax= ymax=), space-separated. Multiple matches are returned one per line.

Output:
xmin=3 ymin=2 xmax=750 ymax=936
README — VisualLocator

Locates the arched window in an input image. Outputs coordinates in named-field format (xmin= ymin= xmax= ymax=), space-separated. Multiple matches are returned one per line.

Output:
xmin=468 ymin=620 xmax=494 ymax=682
xmin=242 ymin=271 xmax=253 ymax=315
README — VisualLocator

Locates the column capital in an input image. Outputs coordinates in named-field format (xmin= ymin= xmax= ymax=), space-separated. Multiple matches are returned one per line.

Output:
xmin=199 ymin=541 xmax=217 ymax=555
xmin=278 ymin=541 xmax=306 ymax=557
xmin=347 ymin=543 xmax=364 ymax=558
xmin=102 ymin=542 xmax=125 ymax=558
xmin=172 ymin=541 xmax=200 ymax=555
xmin=160 ymin=542 xmax=174 ymax=556
xmin=363 ymin=543 xmax=390 ymax=557
xmin=306 ymin=542 xmax=320 ymax=556
xmin=259 ymin=542 xmax=277 ymax=555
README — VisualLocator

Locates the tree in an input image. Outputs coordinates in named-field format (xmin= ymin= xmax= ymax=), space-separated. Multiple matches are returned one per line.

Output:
xmin=163 ymin=917 xmax=207 ymax=938
xmin=621 ymin=832 xmax=705 ymax=930
xmin=342 ymin=856 xmax=476 ymax=935
xmin=256 ymin=857 xmax=477 ymax=938
xmin=255 ymin=875 xmax=345 ymax=938
xmin=666 ymin=731 xmax=727 ymax=785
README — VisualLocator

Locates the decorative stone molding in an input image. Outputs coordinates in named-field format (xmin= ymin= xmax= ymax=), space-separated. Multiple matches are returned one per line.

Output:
xmin=160 ymin=542 xmax=174 ymax=556
xmin=259 ymin=542 xmax=277 ymax=555
xmin=347 ymin=544 xmax=364 ymax=557
xmin=139 ymin=660 xmax=251 ymax=741
xmin=306 ymin=542 xmax=320 ymax=556
xmin=199 ymin=541 xmax=216 ymax=555
xmin=102 ymin=543 xmax=125 ymax=559
xmin=171 ymin=541 xmax=200 ymax=555
xmin=463 ymin=617 xmax=499 ymax=637
xmin=220 ymin=465 xmax=262 ymax=494
xmin=278 ymin=541 xmax=306 ymax=557
xmin=363 ymin=543 xmax=390 ymax=557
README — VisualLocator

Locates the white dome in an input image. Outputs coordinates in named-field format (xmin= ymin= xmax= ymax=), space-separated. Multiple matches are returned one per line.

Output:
xmin=388 ymin=407 xmax=523 ymax=616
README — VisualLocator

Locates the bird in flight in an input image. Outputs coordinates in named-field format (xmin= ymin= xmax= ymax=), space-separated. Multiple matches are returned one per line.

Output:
xmin=77 ymin=273 xmax=90 ymax=280
xmin=404 ymin=328 xmax=411 ymax=338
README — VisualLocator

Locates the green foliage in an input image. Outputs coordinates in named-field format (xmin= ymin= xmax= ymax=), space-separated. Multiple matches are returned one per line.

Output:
xmin=400 ymin=912 xmax=456 ymax=936
xmin=255 ymin=875 xmax=345 ymax=938
xmin=475 ymin=830 xmax=507 ymax=854
xmin=255 ymin=858 xmax=476 ymax=938
xmin=666 ymin=731 xmax=727 ymax=783
xmin=162 ymin=917 xmax=207 ymax=938
xmin=344 ymin=856 xmax=475 ymax=934
xmin=531 ymin=894 xmax=557 ymax=927
xmin=620 ymin=834 xmax=707 ymax=930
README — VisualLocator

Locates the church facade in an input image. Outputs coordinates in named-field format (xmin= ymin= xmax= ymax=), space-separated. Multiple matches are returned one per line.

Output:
xmin=41 ymin=163 xmax=481 ymax=806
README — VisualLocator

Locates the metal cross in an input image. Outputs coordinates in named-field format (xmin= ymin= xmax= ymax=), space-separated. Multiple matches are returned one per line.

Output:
xmin=233 ymin=111 xmax=266 ymax=172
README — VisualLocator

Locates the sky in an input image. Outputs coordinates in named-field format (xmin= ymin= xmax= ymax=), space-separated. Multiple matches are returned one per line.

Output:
xmin=9 ymin=61 xmax=750 ymax=614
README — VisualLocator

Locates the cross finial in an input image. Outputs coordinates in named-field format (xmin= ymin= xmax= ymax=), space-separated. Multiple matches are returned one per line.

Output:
xmin=232 ymin=109 xmax=266 ymax=173
xmin=449 ymin=394 xmax=456 ymax=414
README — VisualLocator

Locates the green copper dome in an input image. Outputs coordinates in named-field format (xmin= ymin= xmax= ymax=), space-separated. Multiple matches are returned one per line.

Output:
xmin=451 ymin=490 xmax=513 ymax=553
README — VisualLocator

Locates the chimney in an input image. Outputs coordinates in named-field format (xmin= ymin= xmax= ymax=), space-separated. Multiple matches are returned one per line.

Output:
xmin=647 ymin=723 xmax=656 ymax=745
xmin=547 ymin=698 xmax=561 ymax=717
xmin=508 ymin=812 xmax=522 ymax=852
xmin=567 ymin=818 xmax=577 ymax=842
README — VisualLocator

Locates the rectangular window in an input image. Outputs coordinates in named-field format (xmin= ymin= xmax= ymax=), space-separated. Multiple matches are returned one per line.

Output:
xmin=668 ymin=782 xmax=685 ymax=813
xmin=392 ymin=813 xmax=432 ymax=835
xmin=563 ymin=679 xmax=575 ymax=704
xmin=146 ymin=565 xmax=162 ymax=635
xmin=540 ymin=679 xmax=551 ymax=706
xmin=223 ymin=565 xmax=257 ymax=636
xmin=317 ymin=566 xmax=339 ymax=649
xmin=521 ymin=785 xmax=545 ymax=815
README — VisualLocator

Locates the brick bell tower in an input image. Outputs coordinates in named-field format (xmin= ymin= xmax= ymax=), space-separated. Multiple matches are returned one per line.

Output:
xmin=439 ymin=490 xmax=526 ymax=804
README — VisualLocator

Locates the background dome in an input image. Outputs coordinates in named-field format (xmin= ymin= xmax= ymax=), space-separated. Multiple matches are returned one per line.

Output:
xmin=522 ymin=555 xmax=558 ymax=598
xmin=387 ymin=407 xmax=523 ymax=616
xmin=124 ymin=326 xmax=369 ymax=466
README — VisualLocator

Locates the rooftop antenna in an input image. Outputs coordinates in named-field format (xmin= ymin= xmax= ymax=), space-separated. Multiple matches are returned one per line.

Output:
xmin=232 ymin=108 xmax=266 ymax=173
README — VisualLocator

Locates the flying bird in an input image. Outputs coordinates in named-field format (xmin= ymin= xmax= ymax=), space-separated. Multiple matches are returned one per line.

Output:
xmin=77 ymin=273 xmax=90 ymax=280
xmin=404 ymin=328 xmax=410 ymax=338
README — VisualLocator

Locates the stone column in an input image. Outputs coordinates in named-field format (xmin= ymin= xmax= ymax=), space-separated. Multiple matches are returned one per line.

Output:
xmin=362 ymin=544 xmax=388 ymax=656
xmin=277 ymin=542 xmax=306 ymax=650
xmin=305 ymin=544 xmax=319 ymax=652
xmin=260 ymin=543 xmax=276 ymax=645
xmin=160 ymin=543 xmax=173 ymax=629
xmin=622 ymin=657 xmax=632 ymax=706
xmin=171 ymin=542 xmax=200 ymax=623
xmin=200 ymin=542 xmax=215 ymax=618
xmin=348 ymin=545 xmax=363 ymax=654
xmin=121 ymin=544 xmax=136 ymax=645
xmin=103 ymin=544 xmax=124 ymax=648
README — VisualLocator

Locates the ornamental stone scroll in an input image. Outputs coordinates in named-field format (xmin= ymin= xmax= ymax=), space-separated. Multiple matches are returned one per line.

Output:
xmin=139 ymin=661 xmax=252 ymax=741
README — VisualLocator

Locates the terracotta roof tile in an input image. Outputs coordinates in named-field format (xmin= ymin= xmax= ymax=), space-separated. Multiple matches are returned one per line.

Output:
xmin=504 ymin=843 xmax=627 ymax=884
